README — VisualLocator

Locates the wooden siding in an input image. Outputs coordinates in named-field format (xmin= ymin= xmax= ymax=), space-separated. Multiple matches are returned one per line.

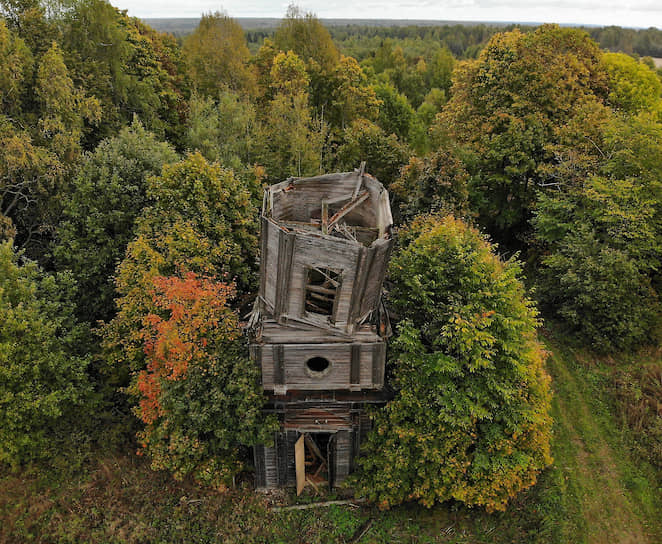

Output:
xmin=257 ymin=342 xmax=385 ymax=391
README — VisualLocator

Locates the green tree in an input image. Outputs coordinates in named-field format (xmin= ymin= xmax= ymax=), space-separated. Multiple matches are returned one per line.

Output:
xmin=257 ymin=51 xmax=323 ymax=181
xmin=335 ymin=118 xmax=410 ymax=187
xmin=103 ymin=152 xmax=258 ymax=386
xmin=273 ymin=4 xmax=339 ymax=76
xmin=374 ymin=84 xmax=415 ymax=141
xmin=182 ymin=12 xmax=255 ymax=97
xmin=391 ymin=148 xmax=469 ymax=223
xmin=329 ymin=55 xmax=380 ymax=129
xmin=353 ymin=216 xmax=552 ymax=512
xmin=185 ymin=91 xmax=257 ymax=170
xmin=0 ymin=240 xmax=92 ymax=466
xmin=0 ymin=19 xmax=33 ymax=118
xmin=601 ymin=52 xmax=662 ymax=115
xmin=436 ymin=25 xmax=608 ymax=247
xmin=35 ymin=41 xmax=101 ymax=161
xmin=54 ymin=120 xmax=178 ymax=324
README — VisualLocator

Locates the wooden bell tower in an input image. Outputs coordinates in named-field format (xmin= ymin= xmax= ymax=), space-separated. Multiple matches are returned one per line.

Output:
xmin=250 ymin=168 xmax=393 ymax=492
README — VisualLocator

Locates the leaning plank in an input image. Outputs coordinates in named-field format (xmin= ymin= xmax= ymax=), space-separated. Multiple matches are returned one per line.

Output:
xmin=328 ymin=191 xmax=369 ymax=229
xmin=271 ymin=499 xmax=366 ymax=512
xmin=295 ymin=435 xmax=305 ymax=496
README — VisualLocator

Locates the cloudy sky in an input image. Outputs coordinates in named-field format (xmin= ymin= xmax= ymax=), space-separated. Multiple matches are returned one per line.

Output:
xmin=113 ymin=0 xmax=662 ymax=28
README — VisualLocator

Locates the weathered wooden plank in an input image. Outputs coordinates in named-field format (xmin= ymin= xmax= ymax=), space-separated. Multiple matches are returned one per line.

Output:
xmin=295 ymin=435 xmax=305 ymax=495
xmin=274 ymin=344 xmax=285 ymax=385
xmin=333 ymin=431 xmax=352 ymax=485
xmin=254 ymin=444 xmax=266 ymax=488
xmin=372 ymin=341 xmax=385 ymax=387
xmin=277 ymin=431 xmax=288 ymax=486
xmin=350 ymin=344 xmax=361 ymax=386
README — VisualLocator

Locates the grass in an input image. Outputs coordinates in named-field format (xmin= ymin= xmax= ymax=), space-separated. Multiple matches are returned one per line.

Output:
xmin=2 ymin=332 xmax=661 ymax=543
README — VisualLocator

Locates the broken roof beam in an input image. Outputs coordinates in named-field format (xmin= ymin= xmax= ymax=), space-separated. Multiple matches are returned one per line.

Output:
xmin=328 ymin=191 xmax=370 ymax=230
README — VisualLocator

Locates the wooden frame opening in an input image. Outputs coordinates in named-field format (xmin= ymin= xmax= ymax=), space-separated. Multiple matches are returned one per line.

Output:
xmin=304 ymin=267 xmax=341 ymax=319
xmin=295 ymin=432 xmax=333 ymax=495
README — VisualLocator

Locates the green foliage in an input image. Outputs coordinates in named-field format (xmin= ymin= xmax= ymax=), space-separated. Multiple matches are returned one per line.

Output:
xmin=536 ymin=225 xmax=659 ymax=353
xmin=54 ymin=120 xmax=178 ymax=324
xmin=374 ymin=84 xmax=415 ymax=141
xmin=185 ymin=91 xmax=257 ymax=170
xmin=329 ymin=54 xmax=380 ymax=129
xmin=256 ymin=50 xmax=324 ymax=181
xmin=334 ymin=118 xmax=409 ymax=187
xmin=601 ymin=52 xmax=662 ymax=115
xmin=390 ymin=148 xmax=469 ymax=223
xmin=103 ymin=152 xmax=258 ymax=382
xmin=0 ymin=240 xmax=92 ymax=466
xmin=182 ymin=12 xmax=255 ymax=97
xmin=273 ymin=4 xmax=339 ymax=75
xmin=614 ymin=362 xmax=662 ymax=469
xmin=437 ymin=25 xmax=608 ymax=246
xmin=354 ymin=216 xmax=552 ymax=511
xmin=0 ymin=18 xmax=32 ymax=118
xmin=533 ymin=110 xmax=662 ymax=351
xmin=59 ymin=0 xmax=189 ymax=145
xmin=35 ymin=41 xmax=101 ymax=161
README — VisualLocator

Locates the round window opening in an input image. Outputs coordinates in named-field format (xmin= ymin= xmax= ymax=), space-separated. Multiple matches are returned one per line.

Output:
xmin=306 ymin=356 xmax=330 ymax=375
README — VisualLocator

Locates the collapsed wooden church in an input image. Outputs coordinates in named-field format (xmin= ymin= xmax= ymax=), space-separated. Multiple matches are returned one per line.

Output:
xmin=249 ymin=167 xmax=394 ymax=493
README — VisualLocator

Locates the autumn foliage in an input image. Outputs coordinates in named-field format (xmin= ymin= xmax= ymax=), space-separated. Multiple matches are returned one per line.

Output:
xmin=132 ymin=272 xmax=276 ymax=488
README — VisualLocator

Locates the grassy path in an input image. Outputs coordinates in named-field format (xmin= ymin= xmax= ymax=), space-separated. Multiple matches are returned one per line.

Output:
xmin=543 ymin=341 xmax=661 ymax=544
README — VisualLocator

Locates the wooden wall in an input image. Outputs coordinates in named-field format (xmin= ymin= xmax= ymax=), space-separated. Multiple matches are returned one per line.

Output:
xmin=256 ymin=341 xmax=385 ymax=392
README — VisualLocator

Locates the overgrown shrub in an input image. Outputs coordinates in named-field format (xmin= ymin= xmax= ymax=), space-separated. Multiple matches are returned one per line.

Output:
xmin=353 ymin=216 xmax=552 ymax=511
xmin=0 ymin=241 xmax=92 ymax=466
xmin=132 ymin=272 xmax=276 ymax=488
xmin=613 ymin=363 xmax=662 ymax=468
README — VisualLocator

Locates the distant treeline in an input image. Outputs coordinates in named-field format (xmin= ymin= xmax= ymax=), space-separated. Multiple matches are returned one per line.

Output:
xmin=146 ymin=18 xmax=662 ymax=59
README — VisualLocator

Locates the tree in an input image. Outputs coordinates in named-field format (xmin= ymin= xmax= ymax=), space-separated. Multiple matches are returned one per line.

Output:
xmin=0 ymin=19 xmax=33 ymax=118
xmin=334 ymin=118 xmax=410 ymax=187
xmin=103 ymin=152 xmax=258 ymax=385
xmin=329 ymin=55 xmax=380 ymax=129
xmin=132 ymin=272 xmax=276 ymax=488
xmin=256 ymin=51 xmax=324 ymax=182
xmin=0 ymin=117 xmax=63 ymax=257
xmin=390 ymin=148 xmax=469 ymax=223
xmin=353 ymin=215 xmax=552 ymax=512
xmin=182 ymin=12 xmax=255 ymax=97
xmin=54 ymin=120 xmax=178 ymax=324
xmin=35 ymin=41 xmax=101 ymax=161
xmin=0 ymin=240 xmax=92 ymax=466
xmin=273 ymin=4 xmax=339 ymax=76
xmin=436 ymin=25 xmax=608 ymax=247
xmin=536 ymin=224 xmax=659 ymax=352
xmin=601 ymin=52 xmax=662 ymax=115
xmin=374 ymin=84 xmax=415 ymax=142
xmin=185 ymin=91 xmax=257 ymax=170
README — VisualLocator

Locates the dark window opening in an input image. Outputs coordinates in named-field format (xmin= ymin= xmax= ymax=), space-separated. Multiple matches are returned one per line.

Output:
xmin=305 ymin=267 xmax=341 ymax=317
xmin=306 ymin=356 xmax=330 ymax=373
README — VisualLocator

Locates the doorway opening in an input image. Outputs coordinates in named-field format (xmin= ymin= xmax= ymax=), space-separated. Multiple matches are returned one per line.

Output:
xmin=295 ymin=432 xmax=333 ymax=495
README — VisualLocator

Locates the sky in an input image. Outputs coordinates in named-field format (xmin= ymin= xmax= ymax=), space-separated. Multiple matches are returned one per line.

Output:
xmin=112 ymin=0 xmax=662 ymax=29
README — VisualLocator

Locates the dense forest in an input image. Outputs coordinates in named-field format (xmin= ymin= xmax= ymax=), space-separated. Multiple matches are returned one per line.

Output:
xmin=1 ymin=1 xmax=662 ymax=542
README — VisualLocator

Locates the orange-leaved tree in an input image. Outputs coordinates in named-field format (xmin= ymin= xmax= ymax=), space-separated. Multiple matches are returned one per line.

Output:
xmin=133 ymin=272 xmax=276 ymax=488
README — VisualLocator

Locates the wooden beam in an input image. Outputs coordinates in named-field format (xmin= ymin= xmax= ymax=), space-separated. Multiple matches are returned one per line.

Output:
xmin=328 ymin=191 xmax=369 ymax=229
xmin=295 ymin=435 xmax=305 ymax=496
xmin=321 ymin=200 xmax=329 ymax=235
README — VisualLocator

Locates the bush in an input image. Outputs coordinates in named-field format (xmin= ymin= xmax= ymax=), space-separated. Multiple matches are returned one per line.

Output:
xmin=132 ymin=272 xmax=276 ymax=488
xmin=353 ymin=216 xmax=552 ymax=511
xmin=613 ymin=363 xmax=662 ymax=469
xmin=0 ymin=240 xmax=92 ymax=465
